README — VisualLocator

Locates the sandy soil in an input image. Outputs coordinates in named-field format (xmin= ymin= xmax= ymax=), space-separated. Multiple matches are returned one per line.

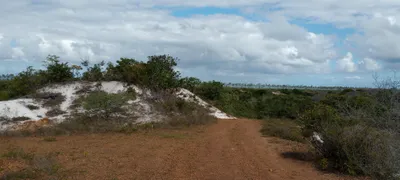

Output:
xmin=0 ymin=119 xmax=367 ymax=180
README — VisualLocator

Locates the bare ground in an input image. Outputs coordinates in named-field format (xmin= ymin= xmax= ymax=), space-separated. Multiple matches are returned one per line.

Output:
xmin=0 ymin=119 xmax=367 ymax=180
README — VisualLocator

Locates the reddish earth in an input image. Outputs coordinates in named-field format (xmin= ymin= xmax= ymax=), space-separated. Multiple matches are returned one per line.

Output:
xmin=0 ymin=119 xmax=367 ymax=180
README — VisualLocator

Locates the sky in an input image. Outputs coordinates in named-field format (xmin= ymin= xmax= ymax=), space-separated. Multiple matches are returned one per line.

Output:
xmin=0 ymin=1 xmax=400 ymax=87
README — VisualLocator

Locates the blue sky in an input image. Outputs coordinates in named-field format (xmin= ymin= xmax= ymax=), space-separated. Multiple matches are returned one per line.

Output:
xmin=0 ymin=1 xmax=398 ymax=87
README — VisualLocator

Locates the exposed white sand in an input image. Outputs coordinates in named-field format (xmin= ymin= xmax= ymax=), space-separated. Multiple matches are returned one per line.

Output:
xmin=0 ymin=99 xmax=47 ymax=120
xmin=0 ymin=81 xmax=236 ymax=131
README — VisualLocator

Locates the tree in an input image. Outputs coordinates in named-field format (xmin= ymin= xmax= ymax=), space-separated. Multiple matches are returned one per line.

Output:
xmin=42 ymin=55 xmax=73 ymax=83
xmin=82 ymin=61 xmax=105 ymax=81
xmin=195 ymin=81 xmax=224 ymax=100
xmin=144 ymin=55 xmax=181 ymax=91
xmin=179 ymin=77 xmax=201 ymax=92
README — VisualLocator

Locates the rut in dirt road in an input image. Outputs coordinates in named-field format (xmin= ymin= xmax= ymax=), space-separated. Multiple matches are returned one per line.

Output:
xmin=0 ymin=119 xmax=366 ymax=180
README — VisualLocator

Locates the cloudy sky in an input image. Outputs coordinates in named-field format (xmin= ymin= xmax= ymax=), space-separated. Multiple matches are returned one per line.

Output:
xmin=0 ymin=0 xmax=399 ymax=87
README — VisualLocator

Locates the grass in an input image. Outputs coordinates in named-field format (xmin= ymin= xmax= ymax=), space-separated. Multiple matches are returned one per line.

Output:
xmin=45 ymin=108 xmax=66 ymax=117
xmin=10 ymin=116 xmax=31 ymax=122
xmin=0 ymin=147 xmax=65 ymax=179
xmin=26 ymin=104 xmax=40 ymax=110
xmin=34 ymin=92 xmax=66 ymax=108
xmin=43 ymin=137 xmax=57 ymax=142
xmin=158 ymin=133 xmax=189 ymax=139
xmin=260 ymin=118 xmax=304 ymax=143
xmin=2 ymin=147 xmax=34 ymax=161
xmin=1 ymin=169 xmax=40 ymax=179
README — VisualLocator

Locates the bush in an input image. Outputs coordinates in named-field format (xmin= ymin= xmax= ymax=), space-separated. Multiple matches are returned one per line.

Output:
xmin=339 ymin=125 xmax=399 ymax=178
xmin=153 ymin=93 xmax=216 ymax=126
xmin=179 ymin=77 xmax=201 ymax=92
xmin=260 ymin=119 xmax=304 ymax=142
xmin=0 ymin=90 xmax=9 ymax=101
xmin=26 ymin=104 xmax=40 ymax=110
xmin=7 ymin=67 xmax=45 ymax=98
xmin=81 ymin=91 xmax=132 ymax=119
xmin=144 ymin=55 xmax=181 ymax=91
xmin=299 ymin=103 xmax=400 ymax=179
xmin=42 ymin=55 xmax=73 ymax=83
xmin=195 ymin=81 xmax=224 ymax=101
xmin=81 ymin=61 xmax=105 ymax=81
xmin=34 ymin=92 xmax=66 ymax=107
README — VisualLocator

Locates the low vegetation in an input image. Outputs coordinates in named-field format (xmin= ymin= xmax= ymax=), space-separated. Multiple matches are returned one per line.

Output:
xmin=0 ymin=147 xmax=66 ymax=179
xmin=195 ymin=74 xmax=400 ymax=179
xmin=260 ymin=118 xmax=304 ymax=143
xmin=1 ymin=53 xmax=399 ymax=179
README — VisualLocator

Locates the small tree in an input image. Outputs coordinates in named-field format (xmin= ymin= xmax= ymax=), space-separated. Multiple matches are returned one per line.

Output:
xmin=195 ymin=81 xmax=224 ymax=100
xmin=179 ymin=77 xmax=201 ymax=92
xmin=144 ymin=55 xmax=181 ymax=91
xmin=42 ymin=55 xmax=73 ymax=83
xmin=82 ymin=61 xmax=105 ymax=81
xmin=8 ymin=66 xmax=45 ymax=98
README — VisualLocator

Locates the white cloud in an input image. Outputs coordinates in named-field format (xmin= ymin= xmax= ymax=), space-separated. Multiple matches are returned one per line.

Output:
xmin=359 ymin=57 xmax=381 ymax=71
xmin=0 ymin=0 xmax=399 ymax=85
xmin=0 ymin=4 xmax=336 ymax=75
xmin=347 ymin=14 xmax=400 ymax=66
xmin=337 ymin=52 xmax=357 ymax=72
xmin=345 ymin=76 xmax=362 ymax=80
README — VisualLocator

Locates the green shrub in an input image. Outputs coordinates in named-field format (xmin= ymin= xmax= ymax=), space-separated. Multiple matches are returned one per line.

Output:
xmin=42 ymin=55 xmax=73 ymax=83
xmin=195 ymin=81 xmax=224 ymax=101
xmin=260 ymin=119 xmax=304 ymax=142
xmin=0 ymin=90 xmax=10 ymax=101
xmin=179 ymin=77 xmax=201 ymax=92
xmin=144 ymin=55 xmax=181 ymax=91
xmin=26 ymin=104 xmax=40 ymax=110
xmin=154 ymin=94 xmax=216 ymax=126
xmin=299 ymin=103 xmax=400 ymax=179
xmin=81 ymin=61 xmax=105 ymax=81
xmin=11 ymin=116 xmax=31 ymax=122
xmin=81 ymin=91 xmax=130 ymax=119
xmin=43 ymin=137 xmax=57 ymax=142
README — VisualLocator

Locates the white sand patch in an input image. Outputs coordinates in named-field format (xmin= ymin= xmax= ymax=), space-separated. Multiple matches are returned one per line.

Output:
xmin=39 ymin=82 xmax=83 ymax=112
xmin=0 ymin=99 xmax=47 ymax=120
xmin=176 ymin=88 xmax=236 ymax=119
xmin=93 ymin=81 xmax=126 ymax=94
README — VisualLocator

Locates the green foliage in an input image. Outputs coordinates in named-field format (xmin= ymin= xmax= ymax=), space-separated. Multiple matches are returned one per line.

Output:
xmin=261 ymin=94 xmax=313 ymax=119
xmin=43 ymin=137 xmax=57 ymax=142
xmin=260 ymin=119 xmax=304 ymax=142
xmin=195 ymin=81 xmax=225 ymax=100
xmin=208 ymin=87 xmax=313 ymax=119
xmin=82 ymin=61 xmax=105 ymax=81
xmin=104 ymin=58 xmax=146 ymax=84
xmin=2 ymin=147 xmax=34 ymax=161
xmin=144 ymin=55 xmax=181 ymax=91
xmin=179 ymin=77 xmax=201 ymax=92
xmin=0 ymin=90 xmax=9 ymax=100
xmin=299 ymin=103 xmax=343 ymax=134
xmin=7 ymin=66 xmax=45 ymax=98
xmin=153 ymin=93 xmax=216 ymax=126
xmin=1 ymin=148 xmax=64 ymax=179
xmin=81 ymin=91 xmax=131 ymax=119
xmin=0 ymin=54 xmax=184 ymax=100
xmin=299 ymin=100 xmax=400 ymax=179
xmin=340 ymin=88 xmax=354 ymax=95
xmin=42 ymin=55 xmax=73 ymax=83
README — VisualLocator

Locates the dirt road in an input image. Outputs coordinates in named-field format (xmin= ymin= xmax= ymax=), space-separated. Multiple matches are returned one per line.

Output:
xmin=0 ymin=119 xmax=365 ymax=180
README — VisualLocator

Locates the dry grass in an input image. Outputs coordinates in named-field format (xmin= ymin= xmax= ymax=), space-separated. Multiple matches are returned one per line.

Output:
xmin=0 ymin=147 xmax=66 ymax=179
